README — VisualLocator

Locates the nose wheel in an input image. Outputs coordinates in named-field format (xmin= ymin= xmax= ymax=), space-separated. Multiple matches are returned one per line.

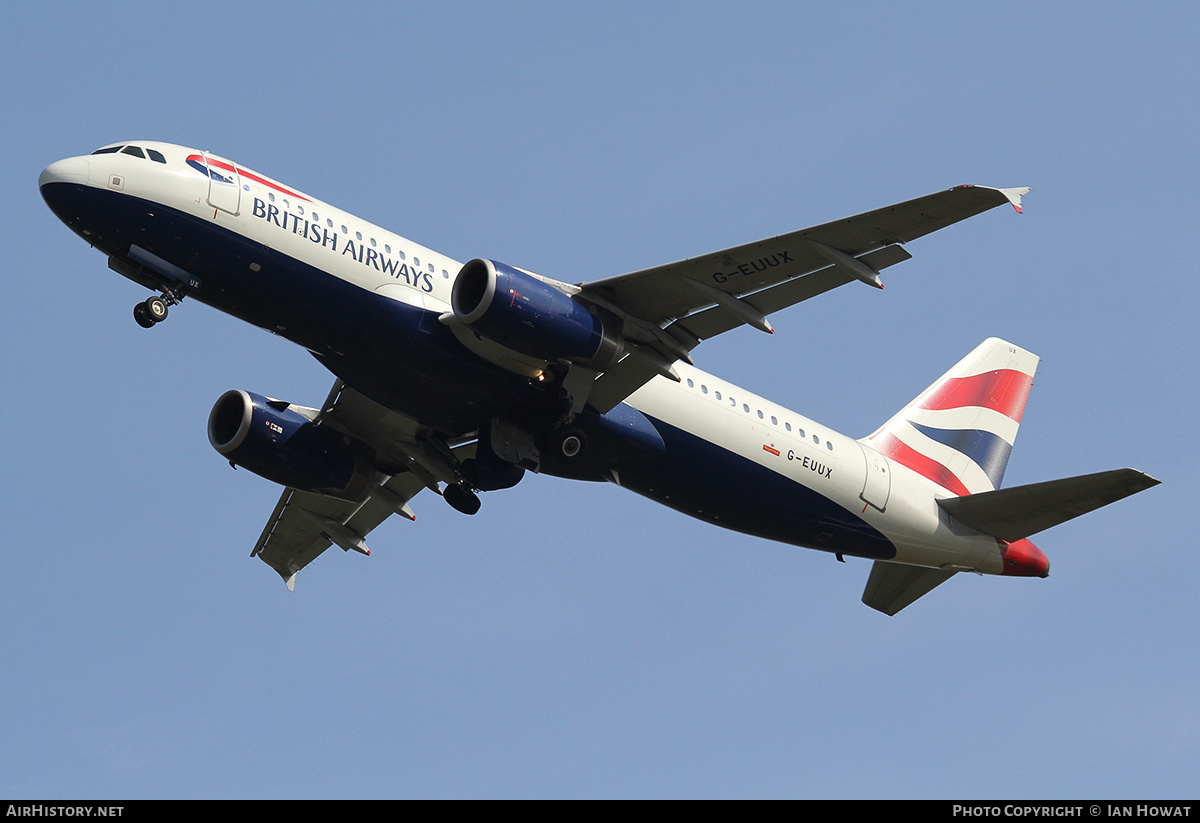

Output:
xmin=133 ymin=291 xmax=179 ymax=328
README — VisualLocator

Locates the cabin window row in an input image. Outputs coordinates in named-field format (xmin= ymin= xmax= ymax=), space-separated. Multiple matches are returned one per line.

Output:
xmin=686 ymin=377 xmax=834 ymax=450
xmin=264 ymin=191 xmax=453 ymax=281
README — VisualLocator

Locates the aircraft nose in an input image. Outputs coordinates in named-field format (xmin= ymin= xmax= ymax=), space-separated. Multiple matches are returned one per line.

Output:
xmin=1000 ymin=538 xmax=1050 ymax=577
xmin=39 ymin=156 xmax=90 ymax=189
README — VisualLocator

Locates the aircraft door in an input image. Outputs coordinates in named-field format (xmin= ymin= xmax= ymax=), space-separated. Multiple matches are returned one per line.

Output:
xmin=203 ymin=152 xmax=241 ymax=215
xmin=858 ymin=442 xmax=891 ymax=513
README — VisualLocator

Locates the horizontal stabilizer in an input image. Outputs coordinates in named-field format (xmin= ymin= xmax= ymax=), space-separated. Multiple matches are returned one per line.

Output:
xmin=937 ymin=468 xmax=1160 ymax=541
xmin=862 ymin=561 xmax=957 ymax=616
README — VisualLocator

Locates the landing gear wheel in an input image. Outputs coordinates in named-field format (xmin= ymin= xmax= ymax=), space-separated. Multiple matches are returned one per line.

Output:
xmin=557 ymin=430 xmax=587 ymax=461
xmin=134 ymin=302 xmax=156 ymax=328
xmin=443 ymin=484 xmax=482 ymax=516
xmin=144 ymin=295 xmax=169 ymax=323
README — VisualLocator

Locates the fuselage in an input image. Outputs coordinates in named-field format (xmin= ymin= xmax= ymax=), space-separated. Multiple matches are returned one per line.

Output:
xmin=40 ymin=141 xmax=1046 ymax=578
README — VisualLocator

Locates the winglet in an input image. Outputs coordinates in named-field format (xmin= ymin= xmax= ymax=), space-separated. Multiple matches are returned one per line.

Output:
xmin=1000 ymin=186 xmax=1031 ymax=213
xmin=981 ymin=186 xmax=1031 ymax=213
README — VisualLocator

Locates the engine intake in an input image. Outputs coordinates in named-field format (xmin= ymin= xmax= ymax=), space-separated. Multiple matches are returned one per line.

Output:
xmin=451 ymin=258 xmax=623 ymax=369
xmin=208 ymin=389 xmax=371 ymax=500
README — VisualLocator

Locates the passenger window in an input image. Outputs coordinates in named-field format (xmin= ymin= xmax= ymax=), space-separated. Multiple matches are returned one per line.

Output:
xmin=813 ymin=435 xmax=820 ymax=445
xmin=826 ymin=441 xmax=834 ymax=451
xmin=743 ymin=404 xmax=750 ymax=413
xmin=757 ymin=410 xmax=764 ymax=419
xmin=714 ymin=391 xmax=722 ymax=400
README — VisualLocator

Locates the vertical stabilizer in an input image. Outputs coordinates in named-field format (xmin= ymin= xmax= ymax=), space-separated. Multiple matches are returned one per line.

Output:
xmin=863 ymin=338 xmax=1038 ymax=495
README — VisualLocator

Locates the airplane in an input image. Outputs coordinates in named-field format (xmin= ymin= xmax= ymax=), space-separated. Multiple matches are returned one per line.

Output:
xmin=39 ymin=141 xmax=1159 ymax=614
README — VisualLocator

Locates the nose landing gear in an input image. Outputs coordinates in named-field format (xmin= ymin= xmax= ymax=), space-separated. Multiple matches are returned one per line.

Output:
xmin=133 ymin=288 xmax=183 ymax=328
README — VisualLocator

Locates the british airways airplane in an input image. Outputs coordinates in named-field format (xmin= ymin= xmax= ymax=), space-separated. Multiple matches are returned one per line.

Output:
xmin=39 ymin=141 xmax=1158 ymax=614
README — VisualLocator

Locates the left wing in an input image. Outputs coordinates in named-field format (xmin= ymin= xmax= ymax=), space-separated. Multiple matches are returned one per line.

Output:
xmin=577 ymin=185 xmax=1029 ymax=412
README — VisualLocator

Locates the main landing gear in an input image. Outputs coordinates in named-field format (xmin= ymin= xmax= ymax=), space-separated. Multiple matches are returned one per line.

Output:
xmin=442 ymin=483 xmax=482 ymax=516
xmin=133 ymin=289 xmax=182 ymax=328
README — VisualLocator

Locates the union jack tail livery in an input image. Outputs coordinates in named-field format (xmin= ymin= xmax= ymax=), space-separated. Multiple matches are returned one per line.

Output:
xmin=865 ymin=338 xmax=1037 ymax=497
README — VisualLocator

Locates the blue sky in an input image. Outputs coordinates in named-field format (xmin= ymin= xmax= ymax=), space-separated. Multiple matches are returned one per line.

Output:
xmin=3 ymin=1 xmax=1195 ymax=798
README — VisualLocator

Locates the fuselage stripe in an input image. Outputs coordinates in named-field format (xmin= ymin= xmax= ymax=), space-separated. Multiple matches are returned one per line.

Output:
xmin=185 ymin=154 xmax=311 ymax=202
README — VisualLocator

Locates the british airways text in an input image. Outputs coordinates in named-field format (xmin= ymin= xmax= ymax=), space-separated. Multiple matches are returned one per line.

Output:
xmin=251 ymin=198 xmax=434 ymax=292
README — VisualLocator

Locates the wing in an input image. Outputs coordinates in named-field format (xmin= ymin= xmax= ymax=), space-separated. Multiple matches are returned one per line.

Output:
xmin=250 ymin=379 xmax=475 ymax=589
xmin=578 ymin=185 xmax=1029 ymax=412
xmin=252 ymin=472 xmax=423 ymax=590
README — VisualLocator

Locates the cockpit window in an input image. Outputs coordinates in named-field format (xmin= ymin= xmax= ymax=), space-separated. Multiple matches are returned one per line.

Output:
xmin=146 ymin=148 xmax=166 ymax=163
xmin=121 ymin=146 xmax=146 ymax=158
xmin=91 ymin=145 xmax=123 ymax=155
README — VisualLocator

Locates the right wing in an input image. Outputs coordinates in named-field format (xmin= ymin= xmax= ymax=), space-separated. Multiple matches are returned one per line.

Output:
xmin=250 ymin=380 xmax=476 ymax=589
xmin=252 ymin=472 xmax=423 ymax=590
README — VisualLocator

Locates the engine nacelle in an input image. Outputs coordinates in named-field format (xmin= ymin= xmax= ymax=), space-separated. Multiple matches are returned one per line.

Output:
xmin=451 ymin=258 xmax=623 ymax=369
xmin=207 ymin=389 xmax=371 ymax=500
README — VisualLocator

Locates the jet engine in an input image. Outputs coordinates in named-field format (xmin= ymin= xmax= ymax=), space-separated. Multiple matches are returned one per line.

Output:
xmin=207 ymin=389 xmax=372 ymax=500
xmin=451 ymin=258 xmax=624 ymax=369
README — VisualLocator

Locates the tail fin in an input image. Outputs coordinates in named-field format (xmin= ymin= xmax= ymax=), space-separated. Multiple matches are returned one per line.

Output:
xmin=863 ymin=338 xmax=1038 ymax=495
